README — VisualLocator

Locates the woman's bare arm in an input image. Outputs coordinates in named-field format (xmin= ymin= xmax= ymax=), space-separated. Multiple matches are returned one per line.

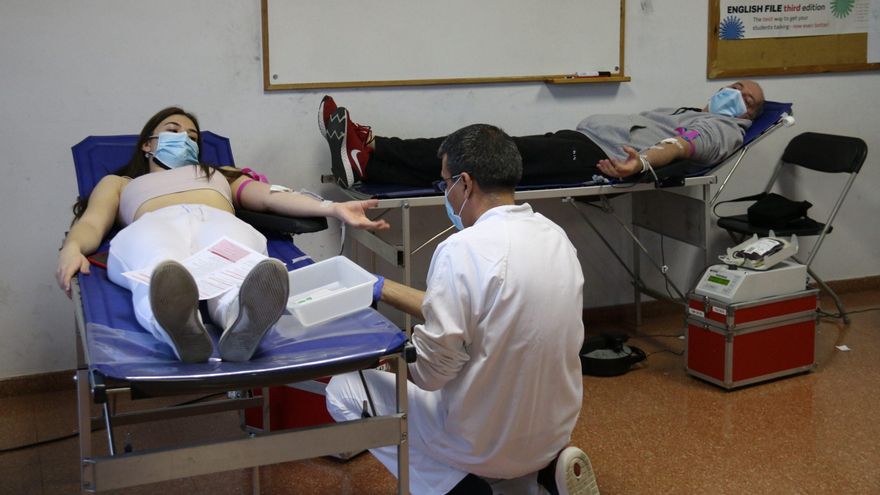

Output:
xmin=56 ymin=175 xmax=125 ymax=295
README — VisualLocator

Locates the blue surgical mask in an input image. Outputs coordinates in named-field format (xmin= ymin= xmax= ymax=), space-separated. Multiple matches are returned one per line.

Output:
xmin=709 ymin=87 xmax=747 ymax=118
xmin=443 ymin=176 xmax=468 ymax=230
xmin=149 ymin=131 xmax=199 ymax=168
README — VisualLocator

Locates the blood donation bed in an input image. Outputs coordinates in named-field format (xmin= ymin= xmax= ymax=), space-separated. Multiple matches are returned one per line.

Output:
xmin=70 ymin=132 xmax=413 ymax=494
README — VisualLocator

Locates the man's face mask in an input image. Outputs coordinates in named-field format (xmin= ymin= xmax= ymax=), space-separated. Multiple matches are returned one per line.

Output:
xmin=149 ymin=131 xmax=199 ymax=168
xmin=443 ymin=175 xmax=467 ymax=231
xmin=709 ymin=87 xmax=747 ymax=118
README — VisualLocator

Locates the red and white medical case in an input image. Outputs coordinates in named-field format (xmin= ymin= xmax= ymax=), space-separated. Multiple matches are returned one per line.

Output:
xmin=685 ymin=288 xmax=818 ymax=389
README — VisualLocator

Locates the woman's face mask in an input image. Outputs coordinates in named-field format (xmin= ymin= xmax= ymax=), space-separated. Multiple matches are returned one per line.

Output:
xmin=708 ymin=87 xmax=748 ymax=118
xmin=444 ymin=175 xmax=467 ymax=231
xmin=149 ymin=131 xmax=199 ymax=168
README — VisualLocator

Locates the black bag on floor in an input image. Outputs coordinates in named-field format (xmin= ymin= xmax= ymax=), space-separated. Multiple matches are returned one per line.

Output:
xmin=580 ymin=333 xmax=646 ymax=377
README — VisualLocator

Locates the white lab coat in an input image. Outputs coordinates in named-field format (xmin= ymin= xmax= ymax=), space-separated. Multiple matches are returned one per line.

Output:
xmin=327 ymin=203 xmax=584 ymax=493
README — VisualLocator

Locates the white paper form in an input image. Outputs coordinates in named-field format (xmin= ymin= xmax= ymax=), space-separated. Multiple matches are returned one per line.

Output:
xmin=122 ymin=237 xmax=270 ymax=300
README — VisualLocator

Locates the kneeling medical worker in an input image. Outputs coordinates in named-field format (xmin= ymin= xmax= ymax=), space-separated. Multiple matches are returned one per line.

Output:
xmin=326 ymin=124 xmax=599 ymax=495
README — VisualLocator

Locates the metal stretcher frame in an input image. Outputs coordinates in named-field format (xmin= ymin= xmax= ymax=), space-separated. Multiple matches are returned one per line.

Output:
xmin=70 ymin=133 xmax=412 ymax=494
xmin=338 ymin=102 xmax=793 ymax=329
xmin=73 ymin=286 xmax=411 ymax=493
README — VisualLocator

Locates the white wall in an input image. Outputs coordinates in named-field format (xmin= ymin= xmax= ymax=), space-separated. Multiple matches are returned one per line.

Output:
xmin=1 ymin=0 xmax=877 ymax=379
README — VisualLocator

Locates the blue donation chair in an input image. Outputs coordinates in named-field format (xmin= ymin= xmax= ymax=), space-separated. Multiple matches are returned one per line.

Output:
xmin=69 ymin=132 xmax=412 ymax=493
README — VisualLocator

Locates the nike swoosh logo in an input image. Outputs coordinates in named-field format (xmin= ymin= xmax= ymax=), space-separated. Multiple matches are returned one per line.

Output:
xmin=351 ymin=149 xmax=363 ymax=175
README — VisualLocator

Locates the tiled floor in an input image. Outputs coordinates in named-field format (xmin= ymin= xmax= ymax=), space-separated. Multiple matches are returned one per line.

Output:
xmin=1 ymin=288 xmax=877 ymax=494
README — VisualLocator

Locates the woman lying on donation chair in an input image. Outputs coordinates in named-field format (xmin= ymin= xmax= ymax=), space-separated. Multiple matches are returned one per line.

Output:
xmin=55 ymin=107 xmax=390 ymax=363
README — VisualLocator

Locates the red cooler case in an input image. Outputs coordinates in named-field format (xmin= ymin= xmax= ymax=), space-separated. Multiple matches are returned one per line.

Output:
xmin=245 ymin=379 xmax=335 ymax=431
xmin=685 ymin=289 xmax=818 ymax=389
xmin=243 ymin=379 xmax=364 ymax=459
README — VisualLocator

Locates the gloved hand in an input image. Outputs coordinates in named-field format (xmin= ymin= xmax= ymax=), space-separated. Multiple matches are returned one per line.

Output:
xmin=372 ymin=275 xmax=385 ymax=304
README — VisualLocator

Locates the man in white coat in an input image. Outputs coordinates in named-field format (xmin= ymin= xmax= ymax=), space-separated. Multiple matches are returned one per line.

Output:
xmin=326 ymin=124 xmax=599 ymax=495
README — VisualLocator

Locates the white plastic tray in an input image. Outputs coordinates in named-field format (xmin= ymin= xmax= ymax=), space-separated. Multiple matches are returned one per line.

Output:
xmin=286 ymin=256 xmax=377 ymax=326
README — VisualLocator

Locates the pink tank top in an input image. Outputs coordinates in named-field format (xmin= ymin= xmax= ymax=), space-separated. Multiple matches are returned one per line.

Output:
xmin=118 ymin=166 xmax=233 ymax=225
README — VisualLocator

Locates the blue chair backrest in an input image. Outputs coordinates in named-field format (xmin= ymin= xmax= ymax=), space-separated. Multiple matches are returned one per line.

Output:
xmin=71 ymin=131 xmax=234 ymax=198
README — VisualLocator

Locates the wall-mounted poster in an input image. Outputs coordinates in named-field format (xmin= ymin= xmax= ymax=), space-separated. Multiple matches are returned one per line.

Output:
xmin=708 ymin=0 xmax=880 ymax=77
xmin=718 ymin=0 xmax=871 ymax=39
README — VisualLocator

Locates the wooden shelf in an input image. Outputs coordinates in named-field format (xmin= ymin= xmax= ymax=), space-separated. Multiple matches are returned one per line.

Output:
xmin=546 ymin=75 xmax=631 ymax=84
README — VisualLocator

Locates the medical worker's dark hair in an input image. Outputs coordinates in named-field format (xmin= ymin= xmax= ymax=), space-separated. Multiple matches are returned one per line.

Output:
xmin=437 ymin=124 xmax=522 ymax=192
xmin=71 ymin=106 xmax=232 ymax=221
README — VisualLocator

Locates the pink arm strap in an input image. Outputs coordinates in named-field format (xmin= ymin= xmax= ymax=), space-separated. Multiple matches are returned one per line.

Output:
xmin=235 ymin=168 xmax=271 ymax=206
xmin=236 ymin=178 xmax=255 ymax=206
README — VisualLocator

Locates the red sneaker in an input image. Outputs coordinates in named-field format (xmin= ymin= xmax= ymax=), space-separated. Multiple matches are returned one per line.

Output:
xmin=318 ymin=95 xmax=337 ymax=138
xmin=318 ymin=95 xmax=372 ymax=144
xmin=325 ymin=107 xmax=370 ymax=188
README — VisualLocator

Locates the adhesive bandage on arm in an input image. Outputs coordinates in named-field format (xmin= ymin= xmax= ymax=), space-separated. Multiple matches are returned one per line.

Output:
xmin=660 ymin=137 xmax=685 ymax=153
xmin=235 ymin=180 xmax=294 ymax=204
xmin=269 ymin=184 xmax=293 ymax=193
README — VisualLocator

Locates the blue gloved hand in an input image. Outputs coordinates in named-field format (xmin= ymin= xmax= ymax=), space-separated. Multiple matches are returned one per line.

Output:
xmin=372 ymin=275 xmax=385 ymax=304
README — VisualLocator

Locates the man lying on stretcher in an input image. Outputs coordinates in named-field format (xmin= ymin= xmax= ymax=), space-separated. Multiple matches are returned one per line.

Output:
xmin=319 ymin=80 xmax=765 ymax=188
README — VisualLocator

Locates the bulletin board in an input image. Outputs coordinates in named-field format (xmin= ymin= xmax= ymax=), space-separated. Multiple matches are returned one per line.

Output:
xmin=707 ymin=0 xmax=880 ymax=78
xmin=261 ymin=0 xmax=629 ymax=89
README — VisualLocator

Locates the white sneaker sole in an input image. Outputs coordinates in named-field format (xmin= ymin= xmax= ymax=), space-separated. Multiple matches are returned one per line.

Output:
xmin=318 ymin=96 xmax=335 ymax=138
xmin=556 ymin=447 xmax=600 ymax=495
xmin=325 ymin=108 xmax=354 ymax=188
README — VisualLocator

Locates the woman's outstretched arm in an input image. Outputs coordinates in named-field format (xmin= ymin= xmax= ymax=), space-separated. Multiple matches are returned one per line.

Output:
xmin=232 ymin=176 xmax=390 ymax=231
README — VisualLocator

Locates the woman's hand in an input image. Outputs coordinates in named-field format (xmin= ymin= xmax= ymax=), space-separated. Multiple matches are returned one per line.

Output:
xmin=334 ymin=200 xmax=390 ymax=231
xmin=56 ymin=245 xmax=91 ymax=298
xmin=596 ymin=146 xmax=642 ymax=179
